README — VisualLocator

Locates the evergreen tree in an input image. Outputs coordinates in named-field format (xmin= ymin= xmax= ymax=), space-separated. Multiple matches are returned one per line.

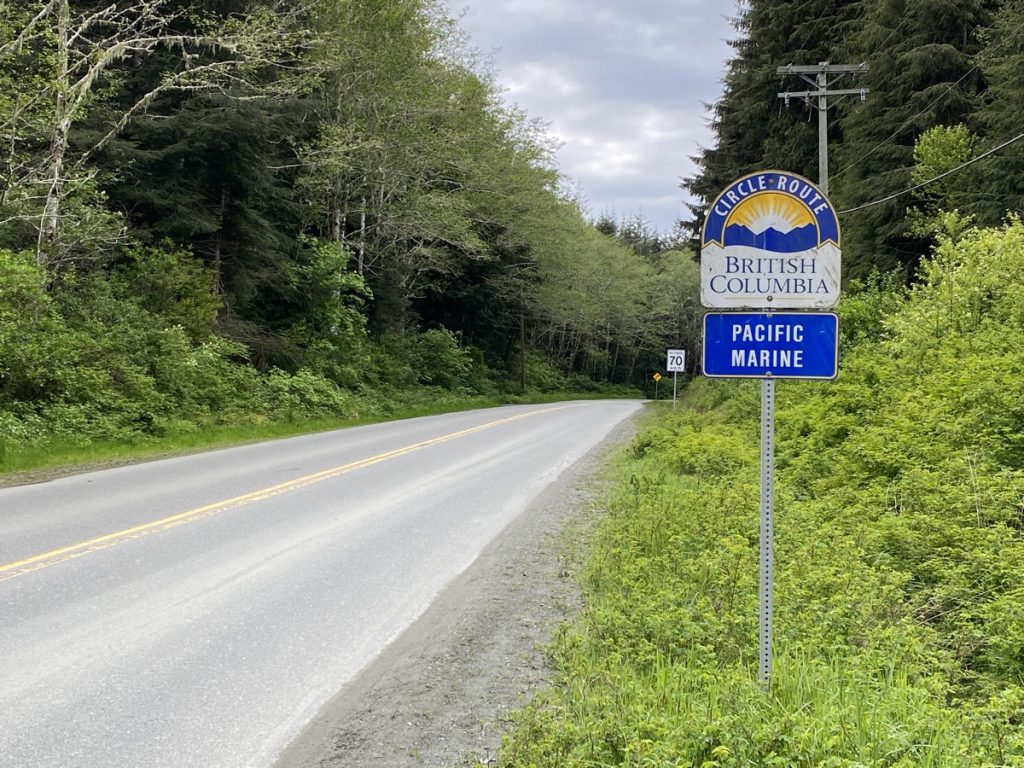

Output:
xmin=101 ymin=94 xmax=314 ymax=343
xmin=968 ymin=0 xmax=1024 ymax=226
xmin=682 ymin=0 xmax=861 ymax=246
xmin=831 ymin=0 xmax=995 ymax=277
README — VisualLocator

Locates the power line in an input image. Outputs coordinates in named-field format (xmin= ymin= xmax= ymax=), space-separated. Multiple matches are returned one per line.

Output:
xmin=831 ymin=65 xmax=981 ymax=182
xmin=837 ymin=131 xmax=1024 ymax=214
xmin=820 ymin=0 xmax=922 ymax=181
xmin=777 ymin=63 xmax=870 ymax=195
xmin=833 ymin=14 xmax=1024 ymax=183
xmin=782 ymin=1 xmax=921 ymax=187
xmin=794 ymin=0 xmax=835 ymax=53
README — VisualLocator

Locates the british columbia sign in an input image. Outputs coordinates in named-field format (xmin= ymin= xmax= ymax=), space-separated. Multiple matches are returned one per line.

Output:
xmin=701 ymin=171 xmax=841 ymax=309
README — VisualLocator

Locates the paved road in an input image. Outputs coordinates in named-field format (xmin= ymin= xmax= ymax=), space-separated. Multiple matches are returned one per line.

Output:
xmin=0 ymin=400 xmax=642 ymax=768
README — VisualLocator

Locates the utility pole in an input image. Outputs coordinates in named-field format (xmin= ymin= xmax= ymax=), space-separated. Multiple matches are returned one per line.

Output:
xmin=777 ymin=62 xmax=869 ymax=193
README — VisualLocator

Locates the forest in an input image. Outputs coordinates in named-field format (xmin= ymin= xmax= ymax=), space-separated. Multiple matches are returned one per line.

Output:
xmin=684 ymin=0 xmax=1023 ymax=278
xmin=0 ymin=0 xmax=701 ymax=462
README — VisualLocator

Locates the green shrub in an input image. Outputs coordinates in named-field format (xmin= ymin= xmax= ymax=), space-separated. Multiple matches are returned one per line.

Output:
xmin=263 ymin=368 xmax=353 ymax=421
xmin=414 ymin=327 xmax=473 ymax=389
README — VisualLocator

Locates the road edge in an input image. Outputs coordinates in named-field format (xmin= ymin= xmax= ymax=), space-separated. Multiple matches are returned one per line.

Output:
xmin=272 ymin=411 xmax=641 ymax=768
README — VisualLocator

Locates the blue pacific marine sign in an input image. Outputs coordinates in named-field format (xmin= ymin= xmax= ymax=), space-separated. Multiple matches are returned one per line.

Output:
xmin=703 ymin=312 xmax=839 ymax=379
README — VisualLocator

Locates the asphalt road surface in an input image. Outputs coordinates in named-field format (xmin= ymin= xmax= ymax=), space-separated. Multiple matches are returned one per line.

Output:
xmin=0 ymin=400 xmax=642 ymax=768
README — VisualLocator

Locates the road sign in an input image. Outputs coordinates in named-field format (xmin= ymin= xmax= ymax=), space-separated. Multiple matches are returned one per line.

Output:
xmin=701 ymin=171 xmax=841 ymax=309
xmin=703 ymin=312 xmax=838 ymax=379
xmin=652 ymin=372 xmax=662 ymax=382
xmin=666 ymin=349 xmax=686 ymax=373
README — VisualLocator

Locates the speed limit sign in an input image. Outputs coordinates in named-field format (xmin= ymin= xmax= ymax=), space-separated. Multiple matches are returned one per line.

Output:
xmin=666 ymin=349 xmax=686 ymax=373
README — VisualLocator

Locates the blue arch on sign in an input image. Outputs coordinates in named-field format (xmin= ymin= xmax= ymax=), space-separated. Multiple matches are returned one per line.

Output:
xmin=701 ymin=171 xmax=840 ymax=249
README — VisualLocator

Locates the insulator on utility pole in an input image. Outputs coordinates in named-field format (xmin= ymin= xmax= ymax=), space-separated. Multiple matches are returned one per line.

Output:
xmin=776 ymin=61 xmax=870 ymax=195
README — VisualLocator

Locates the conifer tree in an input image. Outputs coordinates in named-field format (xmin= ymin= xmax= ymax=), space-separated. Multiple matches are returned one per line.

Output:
xmin=831 ymin=0 xmax=994 ymax=276
xmin=682 ymin=0 xmax=861 ymax=245
xmin=968 ymin=1 xmax=1024 ymax=226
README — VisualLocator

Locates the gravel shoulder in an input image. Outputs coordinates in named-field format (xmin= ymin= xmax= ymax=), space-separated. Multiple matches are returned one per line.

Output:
xmin=273 ymin=414 xmax=639 ymax=768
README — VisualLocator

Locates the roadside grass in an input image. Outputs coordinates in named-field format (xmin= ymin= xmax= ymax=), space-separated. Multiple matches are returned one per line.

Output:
xmin=0 ymin=386 xmax=640 ymax=482
xmin=499 ymin=381 xmax=1024 ymax=766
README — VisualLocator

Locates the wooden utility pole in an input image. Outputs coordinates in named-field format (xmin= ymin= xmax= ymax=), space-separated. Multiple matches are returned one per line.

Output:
xmin=519 ymin=312 xmax=527 ymax=394
xmin=777 ymin=62 xmax=869 ymax=193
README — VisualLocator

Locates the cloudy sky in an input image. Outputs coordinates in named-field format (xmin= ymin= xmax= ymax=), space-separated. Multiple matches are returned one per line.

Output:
xmin=446 ymin=0 xmax=737 ymax=235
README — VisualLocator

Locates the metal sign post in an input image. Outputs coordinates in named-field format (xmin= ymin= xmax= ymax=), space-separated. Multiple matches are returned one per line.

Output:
xmin=699 ymin=170 xmax=843 ymax=691
xmin=759 ymin=378 xmax=775 ymax=686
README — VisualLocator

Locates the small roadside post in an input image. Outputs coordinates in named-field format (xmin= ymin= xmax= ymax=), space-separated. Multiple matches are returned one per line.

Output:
xmin=700 ymin=170 xmax=841 ymax=688
xmin=666 ymin=349 xmax=686 ymax=410
xmin=652 ymin=372 xmax=662 ymax=400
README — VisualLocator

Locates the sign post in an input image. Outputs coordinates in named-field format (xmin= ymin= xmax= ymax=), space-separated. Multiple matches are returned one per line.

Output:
xmin=666 ymin=349 xmax=686 ymax=409
xmin=760 ymin=378 xmax=774 ymax=684
xmin=700 ymin=170 xmax=841 ymax=688
xmin=652 ymin=372 xmax=661 ymax=400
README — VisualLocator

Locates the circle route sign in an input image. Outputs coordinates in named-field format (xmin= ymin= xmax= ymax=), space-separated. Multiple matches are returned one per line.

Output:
xmin=701 ymin=170 xmax=841 ymax=310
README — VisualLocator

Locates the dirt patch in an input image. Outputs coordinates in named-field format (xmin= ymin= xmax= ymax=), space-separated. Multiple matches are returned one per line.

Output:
xmin=274 ymin=416 xmax=638 ymax=768
xmin=0 ymin=459 xmax=146 ymax=488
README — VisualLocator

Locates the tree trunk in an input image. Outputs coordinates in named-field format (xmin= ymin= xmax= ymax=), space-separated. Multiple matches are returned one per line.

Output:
xmin=566 ymin=333 xmax=581 ymax=376
xmin=37 ymin=0 xmax=71 ymax=267
xmin=212 ymin=188 xmax=226 ymax=296
xmin=357 ymin=198 xmax=366 ymax=274
xmin=330 ymin=194 xmax=343 ymax=245
xmin=519 ymin=312 xmax=527 ymax=394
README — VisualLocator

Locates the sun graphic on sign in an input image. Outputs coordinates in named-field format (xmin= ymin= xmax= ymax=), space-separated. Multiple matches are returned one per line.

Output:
xmin=725 ymin=192 xmax=815 ymax=234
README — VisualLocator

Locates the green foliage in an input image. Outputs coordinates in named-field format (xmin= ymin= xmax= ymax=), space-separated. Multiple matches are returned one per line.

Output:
xmin=412 ymin=328 xmax=473 ymax=389
xmin=683 ymin=0 xmax=863 ymax=245
xmin=684 ymin=0 xmax=1000 ymax=278
xmin=281 ymin=237 xmax=369 ymax=387
xmin=0 ymin=245 xmax=357 ymax=456
xmin=367 ymin=327 xmax=478 ymax=391
xmin=908 ymin=125 xmax=979 ymax=237
xmin=499 ymin=218 xmax=1024 ymax=766
xmin=832 ymin=0 xmax=991 ymax=276
xmin=969 ymin=0 xmax=1024 ymax=228
xmin=518 ymin=350 xmax=572 ymax=393
xmin=117 ymin=245 xmax=222 ymax=341
xmin=262 ymin=368 xmax=353 ymax=422
xmin=0 ymin=0 xmax=677 ymax=468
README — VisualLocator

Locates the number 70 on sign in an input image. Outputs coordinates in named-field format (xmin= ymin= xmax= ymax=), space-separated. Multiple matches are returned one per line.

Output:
xmin=666 ymin=349 xmax=686 ymax=372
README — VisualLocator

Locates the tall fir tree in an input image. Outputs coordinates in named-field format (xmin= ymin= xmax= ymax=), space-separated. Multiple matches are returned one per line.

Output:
xmin=968 ymin=0 xmax=1024 ymax=226
xmin=831 ymin=0 xmax=995 ymax=277
xmin=682 ymin=0 xmax=862 ymax=245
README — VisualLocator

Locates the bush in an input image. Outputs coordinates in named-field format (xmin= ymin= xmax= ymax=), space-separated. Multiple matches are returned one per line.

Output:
xmin=414 ymin=327 xmax=473 ymax=389
xmin=262 ymin=368 xmax=353 ymax=422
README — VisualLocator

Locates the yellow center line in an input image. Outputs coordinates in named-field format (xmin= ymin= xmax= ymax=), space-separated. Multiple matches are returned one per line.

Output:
xmin=0 ymin=405 xmax=571 ymax=583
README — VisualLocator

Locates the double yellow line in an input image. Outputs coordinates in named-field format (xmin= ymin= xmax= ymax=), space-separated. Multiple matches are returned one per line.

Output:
xmin=0 ymin=406 xmax=566 ymax=583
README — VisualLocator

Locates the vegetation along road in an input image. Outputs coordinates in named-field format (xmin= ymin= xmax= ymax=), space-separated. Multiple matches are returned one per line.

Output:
xmin=0 ymin=401 xmax=642 ymax=767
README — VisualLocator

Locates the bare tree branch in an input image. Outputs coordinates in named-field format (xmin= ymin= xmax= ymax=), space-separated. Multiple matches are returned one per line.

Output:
xmin=0 ymin=0 xmax=310 ymax=266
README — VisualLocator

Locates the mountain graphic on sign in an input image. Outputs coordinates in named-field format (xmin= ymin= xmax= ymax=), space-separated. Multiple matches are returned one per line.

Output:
xmin=722 ymin=223 xmax=818 ymax=253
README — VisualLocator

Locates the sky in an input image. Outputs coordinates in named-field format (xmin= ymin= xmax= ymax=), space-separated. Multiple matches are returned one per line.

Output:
xmin=446 ymin=0 xmax=737 ymax=236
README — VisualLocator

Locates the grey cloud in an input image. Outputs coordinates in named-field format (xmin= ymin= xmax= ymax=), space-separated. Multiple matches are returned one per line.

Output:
xmin=451 ymin=0 xmax=736 ymax=233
